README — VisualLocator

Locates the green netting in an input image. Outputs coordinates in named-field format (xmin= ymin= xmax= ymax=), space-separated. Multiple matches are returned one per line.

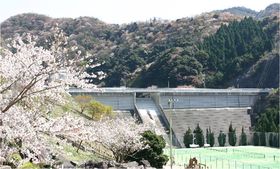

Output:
xmin=164 ymin=146 xmax=280 ymax=169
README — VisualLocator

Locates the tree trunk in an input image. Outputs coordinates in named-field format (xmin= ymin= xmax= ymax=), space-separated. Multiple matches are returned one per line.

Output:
xmin=76 ymin=140 xmax=83 ymax=153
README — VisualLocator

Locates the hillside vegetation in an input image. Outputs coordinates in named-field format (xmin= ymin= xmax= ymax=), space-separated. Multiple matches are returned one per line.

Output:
xmin=1 ymin=3 xmax=279 ymax=88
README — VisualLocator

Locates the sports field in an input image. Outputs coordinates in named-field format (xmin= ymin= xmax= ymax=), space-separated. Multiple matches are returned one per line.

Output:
xmin=164 ymin=146 xmax=280 ymax=169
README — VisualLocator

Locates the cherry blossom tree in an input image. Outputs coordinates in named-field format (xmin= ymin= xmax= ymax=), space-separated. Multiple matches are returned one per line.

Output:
xmin=0 ymin=29 xmax=155 ymax=167
xmin=95 ymin=117 xmax=153 ymax=163
xmin=0 ymin=29 xmax=94 ymax=164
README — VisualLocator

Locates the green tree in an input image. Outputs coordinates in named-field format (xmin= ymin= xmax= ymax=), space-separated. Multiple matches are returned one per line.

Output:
xmin=74 ymin=95 xmax=92 ymax=114
xmin=86 ymin=100 xmax=113 ymax=120
xmin=273 ymin=133 xmax=279 ymax=148
xmin=184 ymin=127 xmax=193 ymax=148
xmin=200 ymin=17 xmax=273 ymax=87
xmin=73 ymin=95 xmax=114 ymax=120
xmin=228 ymin=123 xmax=237 ymax=146
xmin=218 ymin=131 xmax=226 ymax=147
xmin=269 ymin=133 xmax=274 ymax=147
xmin=260 ymin=132 xmax=266 ymax=146
xmin=206 ymin=127 xmax=215 ymax=147
xmin=193 ymin=124 xmax=204 ymax=147
xmin=239 ymin=127 xmax=247 ymax=146
xmin=253 ymin=132 xmax=260 ymax=146
xmin=127 ymin=130 xmax=168 ymax=168
xmin=206 ymin=128 xmax=210 ymax=144
xmin=255 ymin=89 xmax=279 ymax=133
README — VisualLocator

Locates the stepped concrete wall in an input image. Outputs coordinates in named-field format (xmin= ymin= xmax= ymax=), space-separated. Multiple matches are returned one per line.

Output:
xmin=164 ymin=108 xmax=251 ymax=147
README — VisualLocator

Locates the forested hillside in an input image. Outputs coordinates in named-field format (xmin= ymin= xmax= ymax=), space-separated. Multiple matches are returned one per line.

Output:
xmin=1 ymin=3 xmax=279 ymax=88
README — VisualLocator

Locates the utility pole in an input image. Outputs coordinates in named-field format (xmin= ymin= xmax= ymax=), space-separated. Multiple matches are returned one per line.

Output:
xmin=168 ymin=77 xmax=170 ymax=88
xmin=168 ymin=97 xmax=178 ymax=169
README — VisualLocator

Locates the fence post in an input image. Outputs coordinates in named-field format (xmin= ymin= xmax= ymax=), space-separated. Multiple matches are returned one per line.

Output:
xmin=228 ymin=160 xmax=230 ymax=169
xmin=222 ymin=159 xmax=223 ymax=169
xmin=216 ymin=158 xmax=217 ymax=168
xmin=235 ymin=161 xmax=237 ymax=169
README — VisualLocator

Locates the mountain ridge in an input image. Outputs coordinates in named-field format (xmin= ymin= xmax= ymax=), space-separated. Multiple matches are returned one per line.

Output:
xmin=1 ymin=3 xmax=279 ymax=88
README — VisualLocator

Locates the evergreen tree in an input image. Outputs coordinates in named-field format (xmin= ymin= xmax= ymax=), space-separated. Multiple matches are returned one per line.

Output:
xmin=183 ymin=127 xmax=193 ymax=148
xmin=260 ymin=132 xmax=266 ymax=146
xmin=273 ymin=134 xmax=279 ymax=148
xmin=269 ymin=133 xmax=274 ymax=147
xmin=253 ymin=132 xmax=260 ymax=146
xmin=206 ymin=128 xmax=209 ymax=144
xmin=228 ymin=123 xmax=237 ymax=146
xmin=208 ymin=127 xmax=215 ymax=147
xmin=218 ymin=131 xmax=226 ymax=147
xmin=193 ymin=124 xmax=204 ymax=147
xmin=127 ymin=130 xmax=168 ymax=168
xmin=239 ymin=127 xmax=247 ymax=146
xmin=200 ymin=17 xmax=273 ymax=87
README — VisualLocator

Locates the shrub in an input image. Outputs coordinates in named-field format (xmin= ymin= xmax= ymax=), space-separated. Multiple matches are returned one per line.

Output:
xmin=193 ymin=124 xmax=204 ymax=147
xmin=183 ymin=127 xmax=193 ymax=148
xmin=253 ymin=132 xmax=259 ymax=146
xmin=218 ymin=131 xmax=226 ymax=146
xmin=228 ymin=123 xmax=237 ymax=146
xmin=127 ymin=130 xmax=168 ymax=168
xmin=260 ymin=132 xmax=266 ymax=146
xmin=239 ymin=127 xmax=247 ymax=146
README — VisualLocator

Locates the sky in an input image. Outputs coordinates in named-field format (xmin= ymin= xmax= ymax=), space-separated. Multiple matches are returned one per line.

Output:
xmin=0 ymin=0 xmax=278 ymax=24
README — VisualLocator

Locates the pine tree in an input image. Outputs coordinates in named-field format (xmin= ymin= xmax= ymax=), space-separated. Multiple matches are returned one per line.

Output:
xmin=193 ymin=124 xmax=204 ymax=147
xmin=228 ymin=123 xmax=237 ymax=146
xmin=218 ymin=131 xmax=226 ymax=147
xmin=183 ymin=127 xmax=193 ymax=148
xmin=260 ymin=132 xmax=266 ymax=146
xmin=253 ymin=132 xmax=260 ymax=146
xmin=239 ymin=127 xmax=247 ymax=146
xmin=209 ymin=127 xmax=215 ymax=147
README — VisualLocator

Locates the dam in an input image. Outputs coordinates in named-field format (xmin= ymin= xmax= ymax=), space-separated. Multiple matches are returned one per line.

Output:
xmin=69 ymin=87 xmax=271 ymax=147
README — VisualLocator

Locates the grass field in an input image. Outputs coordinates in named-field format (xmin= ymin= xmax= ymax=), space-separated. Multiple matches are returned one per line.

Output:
xmin=164 ymin=146 xmax=280 ymax=169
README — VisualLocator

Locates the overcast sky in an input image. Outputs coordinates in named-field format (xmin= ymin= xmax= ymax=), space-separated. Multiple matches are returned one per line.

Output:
xmin=0 ymin=0 xmax=278 ymax=24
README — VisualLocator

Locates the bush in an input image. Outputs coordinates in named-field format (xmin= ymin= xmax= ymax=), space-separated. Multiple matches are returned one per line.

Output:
xmin=127 ymin=130 xmax=168 ymax=168
xmin=253 ymin=132 xmax=259 ymax=146
xmin=183 ymin=127 xmax=193 ymax=148
xmin=228 ymin=123 xmax=237 ymax=146
xmin=193 ymin=124 xmax=204 ymax=147
xmin=260 ymin=132 xmax=266 ymax=146
xmin=218 ymin=131 xmax=226 ymax=146
xmin=239 ymin=127 xmax=247 ymax=146
xmin=19 ymin=162 xmax=40 ymax=169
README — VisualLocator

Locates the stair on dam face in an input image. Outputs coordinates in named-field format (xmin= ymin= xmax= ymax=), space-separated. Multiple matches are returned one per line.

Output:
xmin=135 ymin=98 xmax=169 ymax=142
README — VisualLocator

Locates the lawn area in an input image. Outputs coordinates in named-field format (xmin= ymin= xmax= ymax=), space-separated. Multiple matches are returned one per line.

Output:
xmin=164 ymin=146 xmax=280 ymax=169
